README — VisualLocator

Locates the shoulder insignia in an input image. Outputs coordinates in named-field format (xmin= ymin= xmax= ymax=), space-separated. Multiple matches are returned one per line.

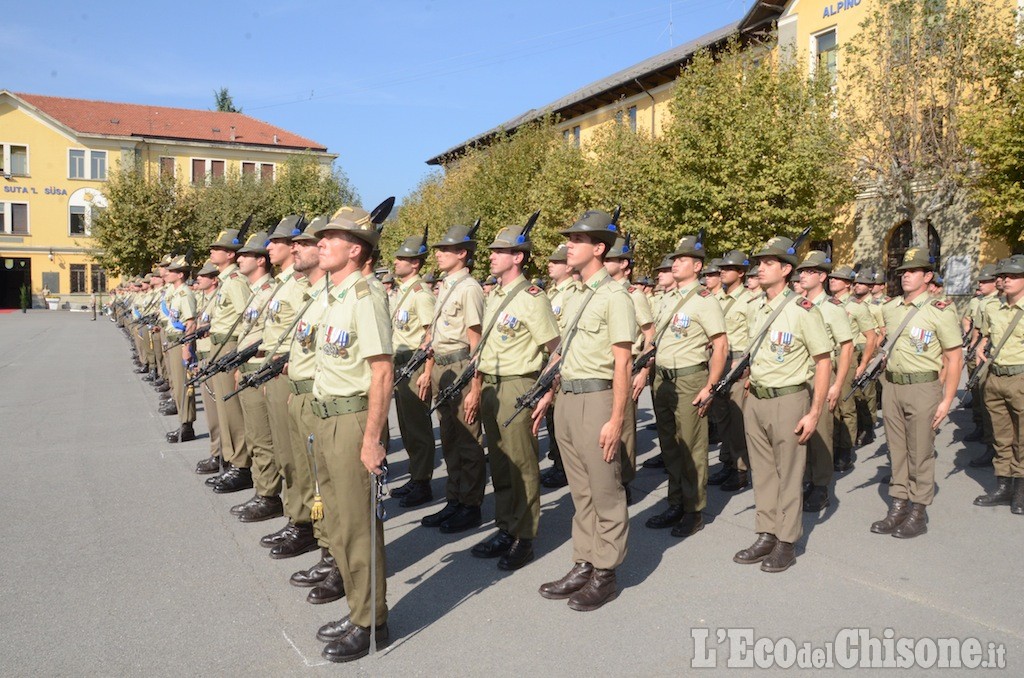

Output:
xmin=698 ymin=289 xmax=712 ymax=297
xmin=261 ymin=282 xmax=272 ymax=291
xmin=228 ymin=271 xmax=240 ymax=279
xmin=628 ymin=285 xmax=638 ymax=294
xmin=829 ymin=297 xmax=843 ymax=305
xmin=353 ymin=278 xmax=371 ymax=299
xmin=933 ymin=300 xmax=951 ymax=310
xmin=797 ymin=298 xmax=814 ymax=310
xmin=527 ymin=285 xmax=542 ymax=296
xmin=412 ymin=282 xmax=425 ymax=293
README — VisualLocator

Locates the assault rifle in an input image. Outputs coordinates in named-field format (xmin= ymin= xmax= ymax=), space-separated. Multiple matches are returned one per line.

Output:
xmin=697 ymin=353 xmax=750 ymax=409
xmin=188 ymin=341 xmax=261 ymax=387
xmin=430 ymin=360 xmax=477 ymax=414
xmin=844 ymin=350 xmax=886 ymax=401
xmin=632 ymin=346 xmax=656 ymax=375
xmin=168 ymin=324 xmax=210 ymax=349
xmin=964 ymin=343 xmax=993 ymax=392
xmin=221 ymin=353 xmax=289 ymax=401
xmin=502 ymin=360 xmax=561 ymax=427
xmin=394 ymin=344 xmax=432 ymax=388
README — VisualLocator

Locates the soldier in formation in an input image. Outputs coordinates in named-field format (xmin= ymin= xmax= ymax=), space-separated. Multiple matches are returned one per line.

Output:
xmin=110 ymin=207 xmax=1011 ymax=662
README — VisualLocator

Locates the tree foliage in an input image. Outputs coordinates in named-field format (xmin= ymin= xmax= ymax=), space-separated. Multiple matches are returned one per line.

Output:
xmin=390 ymin=36 xmax=852 ymax=278
xmin=213 ymin=87 xmax=242 ymax=113
xmin=92 ymin=154 xmax=356 ymax=275
xmin=843 ymin=0 xmax=1006 ymax=247
xmin=663 ymin=39 xmax=852 ymax=262
xmin=963 ymin=15 xmax=1024 ymax=246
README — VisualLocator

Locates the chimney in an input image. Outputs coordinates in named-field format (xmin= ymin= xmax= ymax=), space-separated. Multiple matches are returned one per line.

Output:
xmin=230 ymin=126 xmax=236 ymax=142
xmin=273 ymin=134 xmax=279 ymax=145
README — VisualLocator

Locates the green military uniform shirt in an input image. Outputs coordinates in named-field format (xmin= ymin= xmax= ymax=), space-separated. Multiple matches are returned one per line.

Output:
xmin=258 ymin=266 xmax=299 ymax=357
xmin=975 ymin=292 xmax=1001 ymax=336
xmin=560 ymin=268 xmax=636 ymax=381
xmin=209 ymin=264 xmax=250 ymax=343
xmin=716 ymin=285 xmax=754 ymax=354
xmin=313 ymin=270 xmax=393 ymax=399
xmin=809 ymin=290 xmax=854 ymax=364
xmin=365 ymin=273 xmax=390 ymax=314
xmin=654 ymin=281 xmax=726 ymax=369
xmin=625 ymin=283 xmax=654 ymax=355
xmin=237 ymin=273 xmax=275 ymax=355
xmin=432 ymin=269 xmax=484 ymax=354
xmin=748 ymin=288 xmax=832 ymax=389
xmin=288 ymin=277 xmax=329 ymax=381
xmin=196 ymin=289 xmax=217 ymax=354
xmin=547 ymin=277 xmax=581 ymax=333
xmin=391 ymin=275 xmax=435 ymax=351
xmin=478 ymin=275 xmax=559 ymax=376
xmin=164 ymin=284 xmax=196 ymax=341
xmin=881 ymin=295 xmax=961 ymax=373
xmin=987 ymin=297 xmax=1024 ymax=367
xmin=835 ymin=291 xmax=877 ymax=349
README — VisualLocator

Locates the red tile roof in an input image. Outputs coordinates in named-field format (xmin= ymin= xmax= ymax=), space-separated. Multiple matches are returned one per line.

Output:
xmin=13 ymin=92 xmax=327 ymax=151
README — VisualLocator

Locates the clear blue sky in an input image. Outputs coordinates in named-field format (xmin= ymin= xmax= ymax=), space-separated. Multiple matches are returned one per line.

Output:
xmin=3 ymin=0 xmax=752 ymax=205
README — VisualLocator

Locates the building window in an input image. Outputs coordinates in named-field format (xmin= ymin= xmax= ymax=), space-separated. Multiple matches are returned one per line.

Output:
xmin=815 ymin=29 xmax=838 ymax=83
xmin=242 ymin=162 xmax=274 ymax=181
xmin=69 ymin=149 xmax=86 ymax=179
xmin=91 ymin=265 xmax=107 ymax=293
xmin=1 ymin=144 xmax=29 ymax=176
xmin=572 ymin=126 xmax=581 ymax=147
xmin=159 ymin=157 xmax=175 ymax=179
xmin=69 ymin=149 xmax=107 ymax=180
xmin=91 ymin=151 xmax=107 ymax=180
xmin=70 ymin=206 xmax=87 ymax=235
xmin=70 ymin=264 xmax=87 ymax=293
xmin=628 ymin=106 xmax=638 ymax=133
xmin=191 ymin=158 xmax=227 ymax=186
xmin=562 ymin=130 xmax=570 ymax=142
xmin=0 ymin=202 xmax=29 ymax=234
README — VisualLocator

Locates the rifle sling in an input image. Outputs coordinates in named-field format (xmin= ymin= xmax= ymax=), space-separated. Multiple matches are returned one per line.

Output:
xmin=470 ymin=278 xmax=532 ymax=362
xmin=878 ymin=302 xmax=922 ymax=359
xmin=650 ymin=285 xmax=702 ymax=349
xmin=743 ymin=290 xmax=802 ymax=366
xmin=985 ymin=306 xmax=1024 ymax=366
xmin=555 ymin=276 xmax=613 ymax=364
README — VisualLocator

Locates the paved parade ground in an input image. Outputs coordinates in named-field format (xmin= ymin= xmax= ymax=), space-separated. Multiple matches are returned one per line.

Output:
xmin=2 ymin=312 xmax=1021 ymax=676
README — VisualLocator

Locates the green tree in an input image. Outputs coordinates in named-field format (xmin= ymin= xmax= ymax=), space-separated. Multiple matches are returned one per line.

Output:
xmin=964 ymin=18 xmax=1024 ymax=245
xmin=844 ymin=0 xmax=1006 ymax=247
xmin=213 ymin=87 xmax=242 ymax=113
xmin=90 ymin=163 xmax=197 ymax=275
xmin=584 ymin=120 xmax=674 ymax=275
xmin=663 ymin=38 xmax=852 ymax=258
xmin=92 ymin=155 xmax=357 ymax=274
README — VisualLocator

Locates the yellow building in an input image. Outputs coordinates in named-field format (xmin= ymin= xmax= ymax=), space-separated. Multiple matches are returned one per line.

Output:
xmin=0 ymin=91 xmax=334 ymax=309
xmin=427 ymin=0 xmax=1017 ymax=295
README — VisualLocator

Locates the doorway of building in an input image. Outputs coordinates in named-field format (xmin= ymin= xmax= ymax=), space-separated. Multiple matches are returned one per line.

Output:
xmin=886 ymin=221 xmax=940 ymax=297
xmin=0 ymin=257 xmax=31 ymax=309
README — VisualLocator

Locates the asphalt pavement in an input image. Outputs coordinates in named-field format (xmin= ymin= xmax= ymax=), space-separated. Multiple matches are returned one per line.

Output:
xmin=1 ymin=311 xmax=1020 ymax=676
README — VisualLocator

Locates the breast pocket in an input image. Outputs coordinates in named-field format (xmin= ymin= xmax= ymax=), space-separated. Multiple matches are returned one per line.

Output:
xmin=577 ymin=315 xmax=604 ymax=337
